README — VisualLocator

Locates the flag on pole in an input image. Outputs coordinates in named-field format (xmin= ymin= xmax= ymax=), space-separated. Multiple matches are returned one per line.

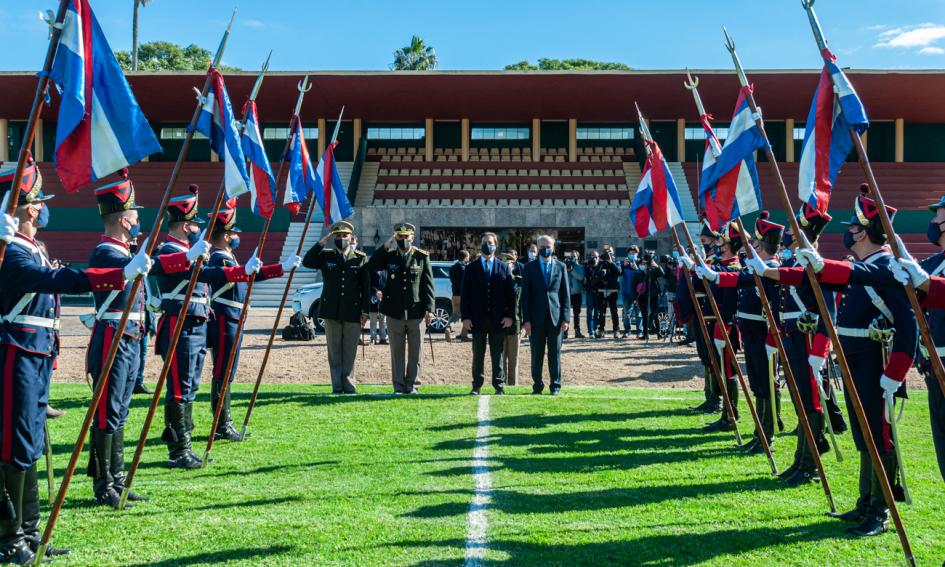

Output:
xmin=314 ymin=141 xmax=353 ymax=226
xmin=240 ymin=100 xmax=276 ymax=218
xmin=696 ymin=113 xmax=724 ymax=231
xmin=630 ymin=141 xmax=686 ymax=237
xmin=699 ymin=86 xmax=766 ymax=230
xmin=283 ymin=119 xmax=317 ymax=216
xmin=798 ymin=50 xmax=869 ymax=215
xmin=195 ymin=68 xmax=250 ymax=199
xmin=48 ymin=0 xmax=161 ymax=192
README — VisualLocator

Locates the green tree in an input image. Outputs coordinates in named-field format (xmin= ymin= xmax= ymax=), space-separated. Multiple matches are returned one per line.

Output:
xmin=504 ymin=58 xmax=631 ymax=71
xmin=390 ymin=35 xmax=438 ymax=71
xmin=115 ymin=40 xmax=241 ymax=71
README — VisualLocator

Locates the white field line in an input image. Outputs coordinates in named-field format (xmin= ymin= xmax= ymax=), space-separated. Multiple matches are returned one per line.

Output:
xmin=464 ymin=394 xmax=492 ymax=567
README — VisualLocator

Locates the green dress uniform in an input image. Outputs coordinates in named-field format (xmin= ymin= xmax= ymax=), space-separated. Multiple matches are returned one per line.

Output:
xmin=302 ymin=222 xmax=371 ymax=394
xmin=367 ymin=224 xmax=435 ymax=393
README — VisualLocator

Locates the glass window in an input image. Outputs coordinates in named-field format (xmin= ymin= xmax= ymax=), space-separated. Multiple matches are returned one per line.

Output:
xmin=685 ymin=127 xmax=729 ymax=141
xmin=160 ymin=127 xmax=206 ymax=140
xmin=263 ymin=127 xmax=317 ymax=140
xmin=576 ymin=127 xmax=633 ymax=140
xmin=471 ymin=127 xmax=530 ymax=140
xmin=367 ymin=127 xmax=425 ymax=140
xmin=793 ymin=126 xmax=806 ymax=140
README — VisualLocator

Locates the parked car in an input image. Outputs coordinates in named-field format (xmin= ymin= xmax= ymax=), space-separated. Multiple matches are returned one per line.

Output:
xmin=291 ymin=260 xmax=456 ymax=333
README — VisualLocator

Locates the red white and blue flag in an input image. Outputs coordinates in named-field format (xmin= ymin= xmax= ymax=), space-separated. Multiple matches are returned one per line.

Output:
xmin=699 ymin=86 xmax=766 ymax=231
xmin=798 ymin=50 xmax=869 ymax=215
xmin=195 ymin=68 xmax=250 ymax=199
xmin=314 ymin=141 xmax=353 ymax=226
xmin=48 ymin=0 xmax=160 ymax=191
xmin=240 ymin=101 xmax=276 ymax=218
xmin=283 ymin=119 xmax=317 ymax=216
xmin=630 ymin=141 xmax=686 ymax=237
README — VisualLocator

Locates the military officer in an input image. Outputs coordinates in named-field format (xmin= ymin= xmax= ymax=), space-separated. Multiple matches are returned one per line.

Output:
xmin=302 ymin=221 xmax=370 ymax=394
xmin=1 ymin=162 xmax=140 ymax=564
xmin=367 ymin=223 xmax=435 ymax=394
xmin=151 ymin=185 xmax=263 ymax=469
xmin=207 ymin=200 xmax=298 ymax=436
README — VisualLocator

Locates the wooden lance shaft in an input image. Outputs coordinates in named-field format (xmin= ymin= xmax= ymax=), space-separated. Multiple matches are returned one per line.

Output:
xmin=35 ymin=11 xmax=239 ymax=563
xmin=722 ymin=26 xmax=914 ymax=565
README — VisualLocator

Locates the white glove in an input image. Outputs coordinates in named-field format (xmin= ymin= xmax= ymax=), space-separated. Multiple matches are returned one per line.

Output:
xmin=888 ymin=258 xmax=911 ymax=286
xmin=281 ymin=254 xmax=302 ymax=272
xmin=678 ymin=253 xmax=695 ymax=271
xmin=795 ymin=247 xmax=824 ymax=273
xmin=123 ymin=238 xmax=153 ymax=281
xmin=746 ymin=255 xmax=768 ymax=277
xmin=880 ymin=374 xmax=900 ymax=422
xmin=0 ymin=191 xmax=19 ymax=245
xmin=897 ymin=257 xmax=929 ymax=288
xmin=695 ymin=265 xmax=719 ymax=284
xmin=185 ymin=230 xmax=210 ymax=262
xmin=244 ymin=247 xmax=262 ymax=276
xmin=808 ymin=355 xmax=827 ymax=389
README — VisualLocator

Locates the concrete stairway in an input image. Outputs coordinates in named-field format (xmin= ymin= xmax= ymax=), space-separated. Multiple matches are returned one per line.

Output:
xmin=667 ymin=162 xmax=702 ymax=244
xmin=355 ymin=162 xmax=379 ymax=207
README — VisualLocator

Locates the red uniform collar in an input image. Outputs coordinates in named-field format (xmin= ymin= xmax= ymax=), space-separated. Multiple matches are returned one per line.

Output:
xmin=719 ymin=256 xmax=739 ymax=266
xmin=100 ymin=235 xmax=130 ymax=249
xmin=14 ymin=232 xmax=35 ymax=244
xmin=168 ymin=234 xmax=189 ymax=248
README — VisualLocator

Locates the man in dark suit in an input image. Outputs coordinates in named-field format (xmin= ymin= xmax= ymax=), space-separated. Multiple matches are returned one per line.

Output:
xmin=521 ymin=235 xmax=571 ymax=395
xmin=461 ymin=232 xmax=515 ymax=395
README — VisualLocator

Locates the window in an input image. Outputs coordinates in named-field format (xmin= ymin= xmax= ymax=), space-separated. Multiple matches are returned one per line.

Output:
xmin=367 ymin=127 xmax=425 ymax=140
xmin=576 ymin=127 xmax=633 ymax=140
xmin=160 ymin=128 xmax=206 ymax=140
xmin=471 ymin=127 xmax=530 ymax=140
xmin=685 ymin=126 xmax=728 ymax=141
xmin=793 ymin=126 xmax=807 ymax=140
xmin=263 ymin=127 xmax=317 ymax=140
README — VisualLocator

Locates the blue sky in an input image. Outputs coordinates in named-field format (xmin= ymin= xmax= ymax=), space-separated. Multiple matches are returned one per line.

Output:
xmin=3 ymin=0 xmax=945 ymax=71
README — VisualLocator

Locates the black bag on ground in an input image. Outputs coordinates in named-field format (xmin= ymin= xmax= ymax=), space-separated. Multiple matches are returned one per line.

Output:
xmin=282 ymin=312 xmax=315 ymax=341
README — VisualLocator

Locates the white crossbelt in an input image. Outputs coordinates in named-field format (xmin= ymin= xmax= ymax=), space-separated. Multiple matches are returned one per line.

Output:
xmin=837 ymin=326 xmax=871 ymax=338
xmin=164 ymin=295 xmax=209 ymax=305
xmin=781 ymin=311 xmax=804 ymax=321
xmin=919 ymin=344 xmax=945 ymax=357
xmin=212 ymin=297 xmax=245 ymax=310
xmin=99 ymin=312 xmax=144 ymax=322
xmin=8 ymin=315 xmax=61 ymax=330
xmin=737 ymin=311 xmax=766 ymax=322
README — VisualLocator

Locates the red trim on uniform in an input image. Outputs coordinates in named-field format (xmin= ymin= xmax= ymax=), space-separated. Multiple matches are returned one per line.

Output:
xmin=778 ymin=267 xmax=806 ymax=286
xmin=223 ymin=266 xmax=249 ymax=283
xmin=100 ymin=235 xmax=130 ymax=249
xmin=214 ymin=316 xmax=226 ymax=384
xmin=159 ymin=251 xmax=191 ymax=274
xmin=168 ymin=316 xmax=182 ymax=402
xmin=168 ymin=235 xmax=189 ymax=247
xmin=84 ymin=267 xmax=126 ymax=291
xmin=921 ymin=277 xmax=945 ymax=309
xmin=260 ymin=264 xmax=284 ymax=279
xmin=1 ymin=345 xmax=15 ymax=463
xmin=803 ymin=336 xmax=824 ymax=413
xmin=884 ymin=351 xmax=913 ymax=382
xmin=818 ymin=259 xmax=853 ymax=285
xmin=716 ymin=271 xmax=738 ymax=288
xmin=809 ymin=333 xmax=830 ymax=359
xmin=97 ymin=325 xmax=116 ymax=431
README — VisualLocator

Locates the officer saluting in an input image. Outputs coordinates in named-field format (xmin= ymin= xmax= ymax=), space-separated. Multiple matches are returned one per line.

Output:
xmin=302 ymin=221 xmax=370 ymax=394
xmin=0 ymin=162 xmax=141 ymax=564
xmin=207 ymin=201 xmax=298 ymax=436
xmin=367 ymin=223 xmax=435 ymax=394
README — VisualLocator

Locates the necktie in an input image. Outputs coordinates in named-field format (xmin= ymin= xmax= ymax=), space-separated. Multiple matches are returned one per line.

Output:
xmin=543 ymin=261 xmax=551 ymax=286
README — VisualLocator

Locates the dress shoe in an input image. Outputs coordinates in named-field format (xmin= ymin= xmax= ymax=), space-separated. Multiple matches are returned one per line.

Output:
xmin=703 ymin=418 xmax=736 ymax=432
xmin=784 ymin=468 xmax=816 ymax=487
xmin=575 ymin=331 xmax=585 ymax=339
xmin=531 ymin=385 xmax=544 ymax=395
xmin=550 ymin=389 xmax=561 ymax=396
xmin=701 ymin=403 xmax=721 ymax=415
xmin=829 ymin=508 xmax=867 ymax=523
xmin=133 ymin=384 xmax=153 ymax=395
xmin=469 ymin=388 xmax=481 ymax=395
xmin=494 ymin=388 xmax=505 ymax=395
xmin=379 ymin=338 xmax=389 ymax=345
xmin=846 ymin=514 xmax=888 ymax=537
xmin=41 ymin=544 xmax=72 ymax=557
xmin=45 ymin=406 xmax=64 ymax=419
xmin=94 ymin=487 xmax=128 ymax=509
xmin=2 ymin=541 xmax=35 ymax=565
xmin=777 ymin=460 xmax=800 ymax=480
xmin=740 ymin=438 xmax=759 ymax=453
xmin=749 ymin=439 xmax=773 ymax=455
xmin=167 ymin=453 xmax=202 ymax=470
xmin=689 ymin=400 xmax=711 ymax=412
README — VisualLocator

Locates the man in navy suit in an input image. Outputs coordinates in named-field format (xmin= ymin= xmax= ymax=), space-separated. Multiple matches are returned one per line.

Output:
xmin=521 ymin=235 xmax=571 ymax=395
xmin=461 ymin=232 xmax=515 ymax=394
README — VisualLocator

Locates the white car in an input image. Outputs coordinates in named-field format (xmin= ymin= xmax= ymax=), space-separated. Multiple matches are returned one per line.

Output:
xmin=291 ymin=260 xmax=457 ymax=333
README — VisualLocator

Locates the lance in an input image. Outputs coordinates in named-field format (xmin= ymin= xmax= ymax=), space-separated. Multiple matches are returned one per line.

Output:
xmin=118 ymin=51 xmax=271 ymax=506
xmin=722 ymin=26 xmax=914 ymax=564
xmin=34 ymin=11 xmax=239 ymax=563
xmin=240 ymin=104 xmax=345 ymax=439
xmin=43 ymin=421 xmax=55 ymax=503
xmin=803 ymin=0 xmax=945 ymax=399
xmin=683 ymin=72 xmax=835 ymax=509
xmin=635 ymin=105 xmax=742 ymax=445
xmin=0 ymin=0 xmax=69 ymax=268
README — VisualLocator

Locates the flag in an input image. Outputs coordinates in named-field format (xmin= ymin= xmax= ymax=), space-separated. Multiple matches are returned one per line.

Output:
xmin=630 ymin=141 xmax=686 ymax=237
xmin=314 ymin=141 xmax=353 ymax=226
xmin=699 ymin=86 xmax=766 ymax=230
xmin=798 ymin=50 xmax=869 ymax=215
xmin=195 ymin=68 xmax=250 ymax=199
xmin=48 ymin=0 xmax=160 ymax=191
xmin=696 ymin=113 xmax=724 ymax=231
xmin=240 ymin=100 xmax=276 ymax=218
xmin=283 ymin=119 xmax=317 ymax=216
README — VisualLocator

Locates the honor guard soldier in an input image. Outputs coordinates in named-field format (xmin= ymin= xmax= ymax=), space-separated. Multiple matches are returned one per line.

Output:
xmin=367 ymin=223 xmax=435 ymax=394
xmin=301 ymin=221 xmax=370 ymax=394
xmin=151 ymin=185 xmax=263 ymax=469
xmin=207 ymin=201 xmax=299 ymax=436
xmin=696 ymin=212 xmax=783 ymax=454
xmin=0 ymin=162 xmax=141 ymax=564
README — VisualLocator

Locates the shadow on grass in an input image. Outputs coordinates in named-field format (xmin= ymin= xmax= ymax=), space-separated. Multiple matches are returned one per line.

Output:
xmin=199 ymin=460 xmax=340 ymax=478
xmin=126 ymin=544 xmax=293 ymax=566
xmin=428 ymin=409 xmax=695 ymax=434
xmin=193 ymin=495 xmax=303 ymax=511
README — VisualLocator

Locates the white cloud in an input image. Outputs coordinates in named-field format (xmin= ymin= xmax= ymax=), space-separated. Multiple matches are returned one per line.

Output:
xmin=242 ymin=19 xmax=266 ymax=29
xmin=919 ymin=46 xmax=945 ymax=55
xmin=875 ymin=23 xmax=945 ymax=53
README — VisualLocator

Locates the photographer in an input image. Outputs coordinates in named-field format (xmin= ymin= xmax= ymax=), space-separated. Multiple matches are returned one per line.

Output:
xmin=594 ymin=245 xmax=622 ymax=339
xmin=621 ymin=246 xmax=643 ymax=338
xmin=564 ymin=251 xmax=585 ymax=339
xmin=636 ymin=253 xmax=666 ymax=340
xmin=583 ymin=250 xmax=601 ymax=338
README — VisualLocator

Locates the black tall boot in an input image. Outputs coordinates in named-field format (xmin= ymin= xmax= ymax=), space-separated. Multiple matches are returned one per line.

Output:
xmin=705 ymin=379 xmax=738 ymax=432
xmin=0 ymin=464 xmax=33 ymax=565
xmin=214 ymin=385 xmax=241 ymax=442
xmin=90 ymin=429 xmax=121 ymax=508
xmin=20 ymin=463 xmax=69 ymax=558
xmin=832 ymin=451 xmax=871 ymax=522
xmin=111 ymin=427 xmax=147 ymax=502
xmin=848 ymin=452 xmax=895 ymax=537
xmin=742 ymin=396 xmax=762 ymax=453
xmin=786 ymin=413 xmax=822 ymax=487
xmin=164 ymin=402 xmax=199 ymax=469
xmin=183 ymin=401 xmax=202 ymax=462
xmin=825 ymin=386 xmax=848 ymax=434
xmin=750 ymin=396 xmax=775 ymax=455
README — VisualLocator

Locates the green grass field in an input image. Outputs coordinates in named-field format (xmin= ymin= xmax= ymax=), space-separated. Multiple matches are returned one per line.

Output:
xmin=42 ymin=384 xmax=945 ymax=566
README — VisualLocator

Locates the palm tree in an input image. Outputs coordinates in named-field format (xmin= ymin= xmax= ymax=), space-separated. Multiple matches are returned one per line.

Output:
xmin=390 ymin=35 xmax=437 ymax=71
xmin=132 ymin=0 xmax=153 ymax=71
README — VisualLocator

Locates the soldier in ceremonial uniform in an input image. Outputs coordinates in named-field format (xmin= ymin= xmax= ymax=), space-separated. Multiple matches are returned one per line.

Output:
xmin=367 ymin=223 xmax=435 ymax=394
xmin=0 ymin=163 xmax=141 ymax=564
xmin=302 ymin=221 xmax=370 ymax=394
xmin=151 ymin=186 xmax=263 ymax=469
xmin=207 ymin=201 xmax=299 ymax=435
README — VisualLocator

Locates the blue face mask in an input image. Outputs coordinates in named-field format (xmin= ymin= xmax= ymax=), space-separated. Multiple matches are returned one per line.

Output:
xmin=187 ymin=229 xmax=201 ymax=247
xmin=779 ymin=249 xmax=793 ymax=262
xmin=842 ymin=229 xmax=858 ymax=251
xmin=36 ymin=204 xmax=49 ymax=229
xmin=782 ymin=233 xmax=794 ymax=249
xmin=230 ymin=236 xmax=241 ymax=251
xmin=928 ymin=220 xmax=944 ymax=246
xmin=128 ymin=221 xmax=141 ymax=240
xmin=627 ymin=254 xmax=637 ymax=261
xmin=539 ymin=247 xmax=553 ymax=258
xmin=481 ymin=243 xmax=495 ymax=256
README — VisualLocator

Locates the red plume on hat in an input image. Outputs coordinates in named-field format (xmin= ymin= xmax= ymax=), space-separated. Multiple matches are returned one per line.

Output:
xmin=188 ymin=184 xmax=199 ymax=194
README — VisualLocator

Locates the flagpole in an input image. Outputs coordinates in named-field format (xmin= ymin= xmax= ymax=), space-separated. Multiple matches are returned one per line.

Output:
xmin=683 ymin=72 xmax=835 ymax=511
xmin=240 ymin=105 xmax=345 ymax=439
xmin=722 ymin=26 xmax=915 ymax=565
xmin=802 ymin=1 xmax=945 ymax=399
xmin=33 ymin=10 xmax=239 ymax=563
xmin=0 ymin=0 xmax=70 ymax=269
xmin=118 ymin=51 xmax=270 ymax=508
xmin=635 ymin=105 xmax=742 ymax=446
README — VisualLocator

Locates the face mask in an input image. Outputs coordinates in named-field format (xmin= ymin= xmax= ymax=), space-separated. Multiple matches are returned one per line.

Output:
xmin=590 ymin=257 xmax=598 ymax=264
xmin=335 ymin=238 xmax=350 ymax=250
xmin=187 ymin=229 xmax=201 ymax=247
xmin=843 ymin=229 xmax=859 ymax=251
xmin=928 ymin=220 xmax=944 ymax=246
xmin=712 ymin=245 xmax=721 ymax=256
xmin=481 ymin=243 xmax=495 ymax=256
xmin=127 ymin=220 xmax=141 ymax=240
xmin=527 ymin=251 xmax=536 ymax=260
xmin=396 ymin=238 xmax=409 ymax=251
xmin=230 ymin=236 xmax=241 ymax=251
xmin=782 ymin=233 xmax=794 ymax=249
xmin=702 ymin=243 xmax=712 ymax=255
xmin=627 ymin=254 xmax=637 ymax=261
xmin=36 ymin=204 xmax=49 ymax=229
xmin=779 ymin=249 xmax=793 ymax=262
xmin=539 ymin=247 xmax=553 ymax=258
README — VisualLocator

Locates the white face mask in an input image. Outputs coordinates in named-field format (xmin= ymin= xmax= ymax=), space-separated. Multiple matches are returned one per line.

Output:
xmin=527 ymin=251 xmax=537 ymax=260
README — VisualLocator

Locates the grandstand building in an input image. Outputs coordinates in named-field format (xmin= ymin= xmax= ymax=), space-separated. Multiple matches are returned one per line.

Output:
xmin=1 ymin=70 xmax=942 ymax=304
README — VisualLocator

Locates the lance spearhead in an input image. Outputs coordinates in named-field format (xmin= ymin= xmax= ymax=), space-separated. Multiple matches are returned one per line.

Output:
xmin=722 ymin=27 xmax=750 ymax=89
xmin=330 ymin=106 xmax=345 ymax=144
xmin=248 ymin=50 xmax=272 ymax=102
xmin=802 ymin=0 xmax=830 ymax=54
xmin=211 ymin=8 xmax=237 ymax=69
